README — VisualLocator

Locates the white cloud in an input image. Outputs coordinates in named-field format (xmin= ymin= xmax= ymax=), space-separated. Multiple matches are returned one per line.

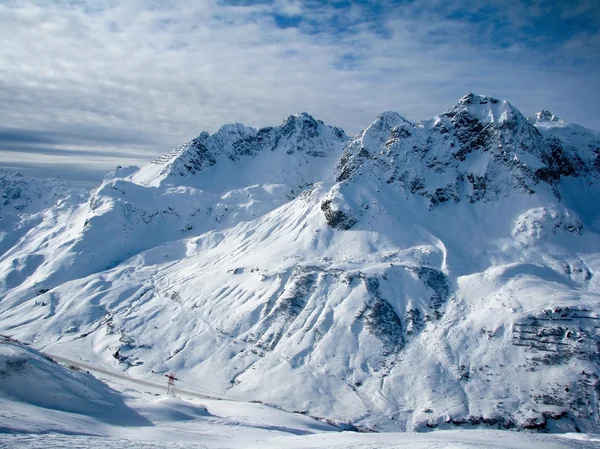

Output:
xmin=274 ymin=0 xmax=302 ymax=17
xmin=0 ymin=0 xmax=598 ymax=183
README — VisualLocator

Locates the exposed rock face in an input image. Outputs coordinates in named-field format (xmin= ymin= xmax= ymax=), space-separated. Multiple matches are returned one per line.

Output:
xmin=150 ymin=113 xmax=348 ymax=182
xmin=337 ymin=93 xmax=600 ymax=209
xmin=321 ymin=198 xmax=357 ymax=230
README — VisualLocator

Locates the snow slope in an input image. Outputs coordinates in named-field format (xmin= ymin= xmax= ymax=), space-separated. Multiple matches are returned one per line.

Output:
xmin=1 ymin=337 xmax=597 ymax=448
xmin=0 ymin=336 xmax=150 ymax=431
xmin=0 ymin=336 xmax=341 ymax=446
xmin=4 ymin=429 xmax=599 ymax=448
xmin=1 ymin=95 xmax=599 ymax=435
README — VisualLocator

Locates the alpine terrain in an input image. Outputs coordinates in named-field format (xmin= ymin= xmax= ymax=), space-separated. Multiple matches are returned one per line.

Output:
xmin=1 ymin=94 xmax=600 ymax=437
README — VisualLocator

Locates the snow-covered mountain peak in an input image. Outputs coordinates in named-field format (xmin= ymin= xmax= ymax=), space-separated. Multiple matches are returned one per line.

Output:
xmin=130 ymin=113 xmax=348 ymax=188
xmin=453 ymin=92 xmax=510 ymax=110
xmin=456 ymin=92 xmax=496 ymax=106
xmin=376 ymin=111 xmax=410 ymax=125
xmin=360 ymin=111 xmax=411 ymax=145
xmin=445 ymin=92 xmax=524 ymax=127
xmin=335 ymin=93 xmax=599 ymax=213
xmin=361 ymin=111 xmax=411 ymax=146
xmin=215 ymin=122 xmax=255 ymax=137
xmin=533 ymin=109 xmax=561 ymax=123
xmin=281 ymin=111 xmax=318 ymax=129
xmin=280 ymin=111 xmax=347 ymax=144
xmin=336 ymin=111 xmax=411 ymax=181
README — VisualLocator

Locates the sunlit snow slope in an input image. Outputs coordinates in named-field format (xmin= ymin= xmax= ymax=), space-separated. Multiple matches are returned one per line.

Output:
xmin=1 ymin=96 xmax=599 ymax=433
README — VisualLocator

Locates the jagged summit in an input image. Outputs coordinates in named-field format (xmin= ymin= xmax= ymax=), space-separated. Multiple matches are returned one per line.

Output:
xmin=281 ymin=111 xmax=320 ymax=128
xmin=456 ymin=92 xmax=499 ymax=106
xmin=444 ymin=92 xmax=525 ymax=127
xmin=335 ymin=111 xmax=411 ymax=181
xmin=335 ymin=92 xmax=599 ymax=210
xmin=376 ymin=110 xmax=410 ymax=124
xmin=209 ymin=122 xmax=252 ymax=138
xmin=533 ymin=109 xmax=561 ymax=122
xmin=131 ymin=113 xmax=348 ymax=187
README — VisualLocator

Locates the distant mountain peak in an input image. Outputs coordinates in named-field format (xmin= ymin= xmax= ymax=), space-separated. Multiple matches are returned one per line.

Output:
xmin=280 ymin=112 xmax=320 ymax=136
xmin=445 ymin=92 xmax=525 ymax=127
xmin=376 ymin=111 xmax=410 ymax=123
xmin=282 ymin=111 xmax=318 ymax=123
xmin=457 ymin=92 xmax=502 ymax=106
xmin=214 ymin=122 xmax=256 ymax=137
xmin=0 ymin=169 xmax=81 ymax=217
xmin=533 ymin=110 xmax=561 ymax=122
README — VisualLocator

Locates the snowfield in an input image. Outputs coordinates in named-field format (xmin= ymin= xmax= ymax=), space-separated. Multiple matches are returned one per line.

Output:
xmin=4 ymin=431 xmax=600 ymax=449
xmin=5 ymin=337 xmax=596 ymax=448
xmin=1 ymin=94 xmax=600 ymax=446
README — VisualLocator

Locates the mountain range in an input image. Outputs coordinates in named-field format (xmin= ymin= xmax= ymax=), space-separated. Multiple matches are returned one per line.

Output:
xmin=1 ymin=93 xmax=599 ymax=433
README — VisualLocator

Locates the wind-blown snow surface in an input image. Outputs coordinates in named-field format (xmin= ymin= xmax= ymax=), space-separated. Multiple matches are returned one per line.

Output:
xmin=1 ymin=98 xmax=600 ymax=435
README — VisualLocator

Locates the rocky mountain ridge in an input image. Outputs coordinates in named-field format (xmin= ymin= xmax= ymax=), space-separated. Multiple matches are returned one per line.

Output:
xmin=336 ymin=93 xmax=599 ymax=208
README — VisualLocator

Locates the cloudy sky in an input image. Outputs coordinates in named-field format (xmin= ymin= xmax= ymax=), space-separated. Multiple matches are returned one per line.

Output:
xmin=1 ymin=0 xmax=599 ymax=185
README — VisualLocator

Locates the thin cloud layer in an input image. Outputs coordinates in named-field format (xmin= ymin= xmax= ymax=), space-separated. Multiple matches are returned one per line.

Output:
xmin=1 ymin=0 xmax=598 ymax=183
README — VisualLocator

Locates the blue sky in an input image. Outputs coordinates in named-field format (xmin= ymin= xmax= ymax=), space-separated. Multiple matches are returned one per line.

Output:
xmin=1 ymin=0 xmax=599 ymax=185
